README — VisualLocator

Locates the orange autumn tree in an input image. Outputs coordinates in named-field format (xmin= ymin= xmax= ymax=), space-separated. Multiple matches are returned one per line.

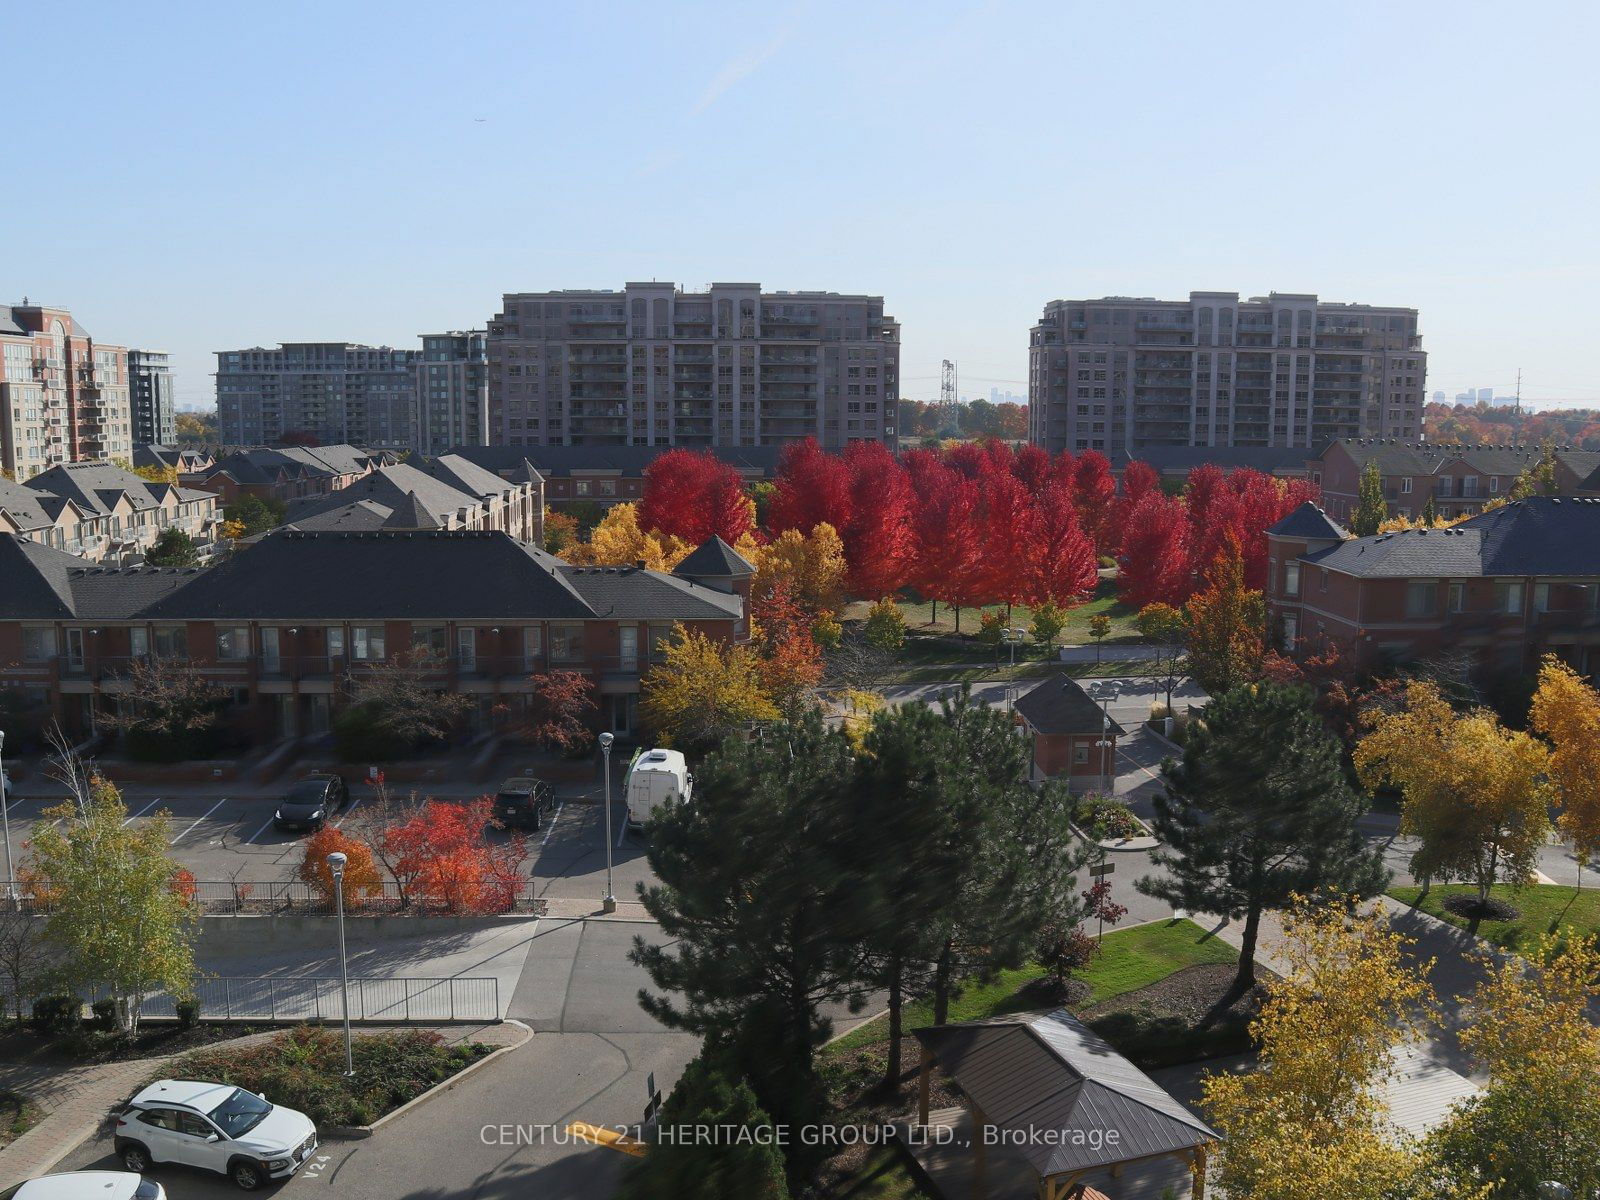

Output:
xmin=1529 ymin=655 xmax=1600 ymax=871
xmin=384 ymin=799 xmax=524 ymax=914
xmin=297 ymin=827 xmax=384 ymax=908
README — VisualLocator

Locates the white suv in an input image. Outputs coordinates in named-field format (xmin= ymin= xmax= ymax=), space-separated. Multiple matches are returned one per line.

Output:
xmin=115 ymin=1079 xmax=318 ymax=1191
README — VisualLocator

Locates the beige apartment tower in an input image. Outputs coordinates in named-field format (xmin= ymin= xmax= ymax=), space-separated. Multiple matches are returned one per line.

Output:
xmin=1028 ymin=291 xmax=1425 ymax=455
xmin=488 ymin=282 xmax=900 ymax=449
xmin=1 ymin=303 xmax=134 ymax=479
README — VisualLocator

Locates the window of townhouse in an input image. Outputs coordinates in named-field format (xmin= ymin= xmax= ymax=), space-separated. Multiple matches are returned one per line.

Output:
xmin=1405 ymin=582 xmax=1437 ymax=619
xmin=152 ymin=625 xmax=188 ymax=658
xmin=21 ymin=627 xmax=56 ymax=663
xmin=351 ymin=626 xmax=386 ymax=661
xmin=549 ymin=624 xmax=585 ymax=663
xmin=1284 ymin=561 xmax=1301 ymax=598
xmin=1494 ymin=581 xmax=1524 ymax=615
xmin=216 ymin=626 xmax=251 ymax=661
xmin=412 ymin=625 xmax=448 ymax=662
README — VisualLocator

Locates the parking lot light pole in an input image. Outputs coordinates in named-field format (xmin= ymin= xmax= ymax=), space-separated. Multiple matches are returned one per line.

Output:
xmin=326 ymin=851 xmax=355 ymax=1077
xmin=599 ymin=732 xmax=616 ymax=914
xmin=0 ymin=731 xmax=13 ymax=908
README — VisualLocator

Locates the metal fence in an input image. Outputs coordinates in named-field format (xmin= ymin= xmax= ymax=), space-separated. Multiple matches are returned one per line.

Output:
xmin=17 ymin=880 xmax=546 ymax=918
xmin=130 ymin=975 xmax=501 ymax=1023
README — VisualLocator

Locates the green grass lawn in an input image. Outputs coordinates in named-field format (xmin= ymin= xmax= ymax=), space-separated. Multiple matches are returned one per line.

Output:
xmin=825 ymin=918 xmax=1234 ymax=1056
xmin=835 ymin=1146 xmax=928 ymax=1199
xmin=843 ymin=579 xmax=1142 ymax=647
xmin=1389 ymin=883 xmax=1600 ymax=952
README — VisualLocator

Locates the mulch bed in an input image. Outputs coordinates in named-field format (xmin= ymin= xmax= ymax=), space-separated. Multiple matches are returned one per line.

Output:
xmin=1080 ymin=962 xmax=1267 ymax=1069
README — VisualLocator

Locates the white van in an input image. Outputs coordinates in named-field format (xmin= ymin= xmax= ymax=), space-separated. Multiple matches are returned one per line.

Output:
xmin=626 ymin=749 xmax=692 ymax=827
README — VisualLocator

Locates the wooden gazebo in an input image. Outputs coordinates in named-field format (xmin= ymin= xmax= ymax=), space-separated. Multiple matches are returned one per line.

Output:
xmin=913 ymin=1008 xmax=1218 ymax=1200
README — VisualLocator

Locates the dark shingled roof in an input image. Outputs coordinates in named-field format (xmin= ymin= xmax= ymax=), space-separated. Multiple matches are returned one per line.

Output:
xmin=1304 ymin=496 xmax=1600 ymax=578
xmin=447 ymin=444 xmax=782 ymax=479
xmin=0 ymin=537 xmax=78 ymax=619
xmin=560 ymin=564 xmax=742 ymax=620
xmin=128 ymin=529 xmax=742 ymax=623
xmin=1014 ymin=674 xmax=1126 ymax=737
xmin=1316 ymin=437 xmax=1600 ymax=480
xmin=1267 ymin=501 xmax=1349 ymax=541
xmin=381 ymin=491 xmax=441 ymax=530
xmin=915 ymin=1009 xmax=1215 ymax=1180
xmin=673 ymin=536 xmax=756 ymax=579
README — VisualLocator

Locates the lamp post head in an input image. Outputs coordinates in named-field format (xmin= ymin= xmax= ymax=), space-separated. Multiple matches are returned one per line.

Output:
xmin=599 ymin=732 xmax=614 ymax=753
xmin=327 ymin=851 xmax=347 ymax=877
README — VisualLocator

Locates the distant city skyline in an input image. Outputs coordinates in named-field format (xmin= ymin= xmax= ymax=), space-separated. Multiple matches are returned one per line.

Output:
xmin=9 ymin=2 xmax=1600 ymax=425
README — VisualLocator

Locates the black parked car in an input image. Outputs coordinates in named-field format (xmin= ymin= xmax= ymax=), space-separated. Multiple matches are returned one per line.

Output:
xmin=273 ymin=773 xmax=350 ymax=832
xmin=493 ymin=777 xmax=555 ymax=830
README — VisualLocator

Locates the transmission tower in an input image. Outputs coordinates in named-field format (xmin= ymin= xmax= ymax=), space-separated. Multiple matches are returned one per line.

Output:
xmin=939 ymin=359 xmax=959 ymax=434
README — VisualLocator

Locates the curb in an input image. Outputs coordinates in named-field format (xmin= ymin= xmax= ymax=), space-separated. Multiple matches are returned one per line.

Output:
xmin=324 ymin=1018 xmax=533 ymax=1140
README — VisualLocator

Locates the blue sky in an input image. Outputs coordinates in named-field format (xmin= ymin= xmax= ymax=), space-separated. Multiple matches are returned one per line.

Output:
xmin=9 ymin=1 xmax=1599 ymax=411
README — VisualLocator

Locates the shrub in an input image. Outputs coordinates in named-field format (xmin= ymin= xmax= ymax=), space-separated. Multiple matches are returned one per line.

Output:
xmin=1075 ymin=794 xmax=1144 ymax=841
xmin=90 ymin=999 xmax=118 ymax=1031
xmin=977 ymin=610 xmax=1005 ymax=647
xmin=30 ymin=994 xmax=78 ymax=1035
xmin=297 ymin=827 xmax=384 ymax=909
xmin=861 ymin=597 xmax=906 ymax=653
xmin=175 ymin=999 xmax=200 ymax=1029
xmin=333 ymin=704 xmax=412 ymax=763
xmin=811 ymin=611 xmax=843 ymax=651
xmin=169 ymin=1025 xmax=489 ymax=1128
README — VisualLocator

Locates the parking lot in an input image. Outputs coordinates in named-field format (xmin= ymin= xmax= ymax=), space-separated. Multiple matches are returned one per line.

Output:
xmin=1 ymin=768 xmax=659 ymax=904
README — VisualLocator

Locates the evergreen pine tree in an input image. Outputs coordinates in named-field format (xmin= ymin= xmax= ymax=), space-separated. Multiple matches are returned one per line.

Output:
xmin=616 ymin=1050 xmax=790 ymax=1200
xmin=1136 ymin=682 xmax=1387 ymax=994
xmin=630 ymin=709 xmax=868 ymax=1177
xmin=1350 ymin=461 xmax=1388 ymax=536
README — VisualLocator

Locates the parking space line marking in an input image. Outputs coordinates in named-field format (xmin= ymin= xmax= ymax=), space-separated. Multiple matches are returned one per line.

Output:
xmin=121 ymin=797 xmax=164 ymax=826
xmin=245 ymin=814 xmax=276 ymax=844
xmin=540 ymin=801 xmax=565 ymax=847
xmin=334 ymin=797 xmax=363 ymax=828
xmin=172 ymin=797 xmax=230 ymax=845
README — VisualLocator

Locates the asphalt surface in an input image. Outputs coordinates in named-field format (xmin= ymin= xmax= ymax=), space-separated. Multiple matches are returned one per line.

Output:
xmin=0 ymin=772 xmax=656 ymax=903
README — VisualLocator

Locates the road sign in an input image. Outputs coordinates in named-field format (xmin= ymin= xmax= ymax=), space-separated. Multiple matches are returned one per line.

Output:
xmin=1089 ymin=861 xmax=1115 ymax=877
xmin=644 ymin=1071 xmax=663 ymax=1121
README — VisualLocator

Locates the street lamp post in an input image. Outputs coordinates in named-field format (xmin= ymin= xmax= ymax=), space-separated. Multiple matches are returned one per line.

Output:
xmin=326 ymin=851 xmax=355 ymax=1077
xmin=0 ymin=731 xmax=13 ymax=908
xmin=1088 ymin=682 xmax=1120 ymax=794
xmin=599 ymin=732 xmax=616 ymax=914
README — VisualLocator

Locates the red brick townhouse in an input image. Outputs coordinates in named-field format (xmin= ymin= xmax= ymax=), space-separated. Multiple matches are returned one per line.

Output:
xmin=0 ymin=528 xmax=753 ymax=747
xmin=1266 ymin=497 xmax=1600 ymax=677
xmin=1309 ymin=438 xmax=1600 ymax=524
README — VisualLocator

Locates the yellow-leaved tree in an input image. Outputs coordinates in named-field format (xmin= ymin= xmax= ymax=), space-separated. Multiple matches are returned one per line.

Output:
xmin=1203 ymin=897 xmax=1435 ymax=1200
xmin=564 ymin=502 xmax=693 ymax=571
xmin=641 ymin=626 xmax=779 ymax=752
xmin=1183 ymin=532 xmax=1265 ymax=694
xmin=1528 ymin=654 xmax=1600 ymax=873
xmin=1428 ymin=935 xmax=1600 ymax=1197
xmin=747 ymin=523 xmax=846 ymax=617
xmin=1356 ymin=681 xmax=1552 ymax=930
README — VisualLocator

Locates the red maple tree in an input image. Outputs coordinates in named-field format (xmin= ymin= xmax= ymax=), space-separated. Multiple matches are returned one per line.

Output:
xmin=385 ymin=799 xmax=525 ymax=914
xmin=1071 ymin=451 xmax=1117 ymax=553
xmin=840 ymin=440 xmax=913 ymax=596
xmin=639 ymin=448 xmax=752 ymax=545
xmin=1027 ymin=481 xmax=1098 ymax=606
xmin=1116 ymin=492 xmax=1193 ymax=608
xmin=767 ymin=438 xmax=852 ymax=535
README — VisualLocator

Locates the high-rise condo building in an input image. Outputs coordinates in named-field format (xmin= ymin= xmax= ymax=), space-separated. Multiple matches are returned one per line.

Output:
xmin=1 ymin=302 xmax=133 ymax=479
xmin=215 ymin=343 xmax=421 ymax=449
xmin=127 ymin=349 xmax=177 ymax=447
xmin=418 ymin=331 xmax=488 ymax=454
xmin=1028 ymin=291 xmax=1424 ymax=455
xmin=488 ymin=282 xmax=900 ymax=448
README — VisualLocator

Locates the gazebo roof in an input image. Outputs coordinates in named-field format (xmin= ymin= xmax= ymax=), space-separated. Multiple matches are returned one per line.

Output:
xmin=914 ymin=1008 xmax=1216 ymax=1180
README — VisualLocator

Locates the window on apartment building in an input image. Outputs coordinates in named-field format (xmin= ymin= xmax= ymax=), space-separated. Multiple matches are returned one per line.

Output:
xmin=1284 ymin=562 xmax=1301 ymax=597
xmin=1489 ymin=476 xmax=1500 ymax=493
xmin=153 ymin=625 xmax=188 ymax=658
xmin=1405 ymin=582 xmax=1437 ymax=618
xmin=1533 ymin=583 xmax=1550 ymax=614
xmin=352 ymin=626 xmax=386 ymax=660
xmin=550 ymin=624 xmax=585 ymax=662
xmin=1494 ymin=582 xmax=1524 ymax=615
xmin=216 ymin=626 xmax=250 ymax=660
xmin=21 ymin=627 xmax=56 ymax=663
